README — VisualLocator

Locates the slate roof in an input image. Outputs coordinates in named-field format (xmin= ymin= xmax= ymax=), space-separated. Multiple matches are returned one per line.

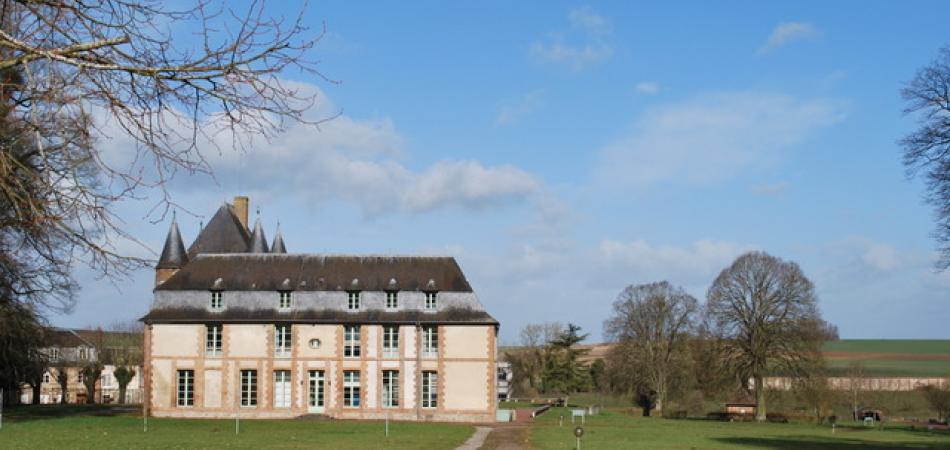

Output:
xmin=271 ymin=230 xmax=287 ymax=254
xmin=44 ymin=328 xmax=93 ymax=348
xmin=248 ymin=218 xmax=269 ymax=253
xmin=141 ymin=306 xmax=497 ymax=325
xmin=155 ymin=254 xmax=474 ymax=292
xmin=187 ymin=204 xmax=251 ymax=258
xmin=156 ymin=219 xmax=188 ymax=269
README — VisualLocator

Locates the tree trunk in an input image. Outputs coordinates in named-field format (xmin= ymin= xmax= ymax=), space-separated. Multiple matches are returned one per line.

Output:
xmin=32 ymin=383 xmax=41 ymax=405
xmin=754 ymin=375 xmax=767 ymax=422
xmin=118 ymin=384 xmax=127 ymax=405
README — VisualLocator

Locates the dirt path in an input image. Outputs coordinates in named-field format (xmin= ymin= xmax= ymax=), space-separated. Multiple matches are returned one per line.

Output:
xmin=477 ymin=425 xmax=530 ymax=450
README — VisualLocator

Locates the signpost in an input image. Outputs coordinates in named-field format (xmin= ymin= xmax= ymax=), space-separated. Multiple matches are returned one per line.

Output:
xmin=574 ymin=426 xmax=584 ymax=450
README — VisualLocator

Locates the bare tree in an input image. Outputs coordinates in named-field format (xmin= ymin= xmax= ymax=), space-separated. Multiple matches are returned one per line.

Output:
xmin=604 ymin=281 xmax=697 ymax=416
xmin=901 ymin=46 xmax=950 ymax=269
xmin=0 ymin=0 xmax=331 ymax=314
xmin=846 ymin=362 xmax=868 ymax=421
xmin=920 ymin=380 xmax=950 ymax=423
xmin=505 ymin=322 xmax=564 ymax=396
xmin=705 ymin=251 xmax=825 ymax=422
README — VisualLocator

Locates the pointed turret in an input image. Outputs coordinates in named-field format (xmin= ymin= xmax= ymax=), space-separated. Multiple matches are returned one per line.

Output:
xmin=271 ymin=228 xmax=287 ymax=254
xmin=156 ymin=216 xmax=188 ymax=286
xmin=248 ymin=217 xmax=269 ymax=253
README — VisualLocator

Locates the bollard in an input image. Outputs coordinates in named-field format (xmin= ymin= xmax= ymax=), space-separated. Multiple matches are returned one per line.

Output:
xmin=386 ymin=414 xmax=389 ymax=437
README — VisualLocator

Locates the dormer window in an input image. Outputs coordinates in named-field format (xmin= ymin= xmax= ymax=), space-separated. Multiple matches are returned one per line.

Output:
xmin=386 ymin=291 xmax=398 ymax=309
xmin=347 ymin=291 xmax=361 ymax=310
xmin=424 ymin=291 xmax=438 ymax=311
xmin=278 ymin=291 xmax=293 ymax=310
xmin=210 ymin=291 xmax=223 ymax=310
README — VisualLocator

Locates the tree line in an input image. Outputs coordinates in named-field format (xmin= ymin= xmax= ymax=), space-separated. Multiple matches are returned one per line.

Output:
xmin=506 ymin=251 xmax=840 ymax=422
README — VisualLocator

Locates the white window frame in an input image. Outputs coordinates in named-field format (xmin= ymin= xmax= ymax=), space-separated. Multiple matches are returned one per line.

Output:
xmin=241 ymin=370 xmax=257 ymax=407
xmin=385 ymin=291 xmax=398 ymax=309
xmin=275 ymin=324 xmax=292 ymax=357
xmin=422 ymin=371 xmax=437 ymax=408
xmin=43 ymin=373 xmax=50 ymax=384
xmin=382 ymin=370 xmax=399 ymax=408
xmin=422 ymin=326 xmax=438 ymax=358
xmin=279 ymin=291 xmax=293 ymax=310
xmin=424 ymin=291 xmax=438 ymax=311
xmin=102 ymin=373 xmax=113 ymax=388
xmin=210 ymin=290 xmax=223 ymax=310
xmin=347 ymin=291 xmax=361 ymax=310
xmin=343 ymin=370 xmax=361 ymax=408
xmin=177 ymin=370 xmax=194 ymax=407
xmin=344 ymin=325 xmax=361 ymax=358
xmin=273 ymin=370 xmax=291 ymax=408
xmin=77 ymin=372 xmax=84 ymax=384
xmin=206 ymin=324 xmax=222 ymax=356
xmin=382 ymin=326 xmax=399 ymax=358
xmin=49 ymin=348 xmax=59 ymax=361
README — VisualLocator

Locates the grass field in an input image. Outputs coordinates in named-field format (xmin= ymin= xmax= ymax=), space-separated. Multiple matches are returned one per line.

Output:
xmin=822 ymin=339 xmax=950 ymax=377
xmin=0 ymin=408 xmax=472 ymax=450
xmin=531 ymin=407 xmax=950 ymax=450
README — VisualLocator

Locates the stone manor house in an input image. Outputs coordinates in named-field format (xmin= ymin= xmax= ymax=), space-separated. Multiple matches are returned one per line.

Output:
xmin=142 ymin=197 xmax=499 ymax=422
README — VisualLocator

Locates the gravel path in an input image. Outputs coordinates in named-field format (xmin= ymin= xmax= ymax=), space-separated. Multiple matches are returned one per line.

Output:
xmin=455 ymin=426 xmax=493 ymax=450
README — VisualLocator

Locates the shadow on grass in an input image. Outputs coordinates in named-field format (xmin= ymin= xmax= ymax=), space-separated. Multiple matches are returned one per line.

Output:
xmin=4 ymin=404 xmax=141 ymax=422
xmin=715 ymin=435 xmax=950 ymax=450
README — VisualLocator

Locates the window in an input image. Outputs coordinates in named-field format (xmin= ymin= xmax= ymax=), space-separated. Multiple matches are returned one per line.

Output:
xmin=279 ymin=291 xmax=293 ymax=309
xmin=424 ymin=291 xmax=438 ymax=310
xmin=210 ymin=291 xmax=223 ymax=310
xmin=347 ymin=291 xmax=361 ymax=310
xmin=422 ymin=371 xmax=437 ymax=408
xmin=386 ymin=291 xmax=398 ymax=309
xmin=275 ymin=324 xmax=292 ymax=357
xmin=206 ymin=324 xmax=222 ymax=356
xmin=78 ymin=347 xmax=89 ymax=360
xmin=382 ymin=370 xmax=399 ymax=408
xmin=241 ymin=370 xmax=257 ymax=407
xmin=343 ymin=370 xmax=361 ymax=407
xmin=177 ymin=370 xmax=194 ymax=406
xmin=273 ymin=370 xmax=291 ymax=408
xmin=344 ymin=325 xmax=361 ymax=357
xmin=383 ymin=326 xmax=399 ymax=358
xmin=49 ymin=348 xmax=59 ymax=361
xmin=43 ymin=373 xmax=50 ymax=384
xmin=78 ymin=373 xmax=85 ymax=384
xmin=102 ymin=373 xmax=113 ymax=388
xmin=422 ymin=326 xmax=438 ymax=358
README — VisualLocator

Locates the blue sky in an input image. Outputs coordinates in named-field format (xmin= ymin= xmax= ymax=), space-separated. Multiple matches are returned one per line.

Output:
xmin=52 ymin=1 xmax=950 ymax=343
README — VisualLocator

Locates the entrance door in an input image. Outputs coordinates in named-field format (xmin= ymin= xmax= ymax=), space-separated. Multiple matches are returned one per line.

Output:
xmin=308 ymin=370 xmax=325 ymax=413
xmin=274 ymin=370 xmax=291 ymax=408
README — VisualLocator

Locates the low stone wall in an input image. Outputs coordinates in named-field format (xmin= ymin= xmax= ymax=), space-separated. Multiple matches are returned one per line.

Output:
xmin=764 ymin=377 xmax=948 ymax=391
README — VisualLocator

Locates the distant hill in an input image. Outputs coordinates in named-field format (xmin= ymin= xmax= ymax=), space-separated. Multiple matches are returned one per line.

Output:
xmin=822 ymin=339 xmax=950 ymax=377
xmin=502 ymin=340 xmax=950 ymax=377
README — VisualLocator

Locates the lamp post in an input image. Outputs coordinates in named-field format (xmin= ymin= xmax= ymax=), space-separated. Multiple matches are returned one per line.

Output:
xmin=574 ymin=426 xmax=584 ymax=450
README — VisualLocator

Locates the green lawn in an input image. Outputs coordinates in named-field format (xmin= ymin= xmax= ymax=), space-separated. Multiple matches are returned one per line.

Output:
xmin=823 ymin=340 xmax=950 ymax=355
xmin=531 ymin=407 xmax=950 ymax=450
xmin=0 ymin=414 xmax=473 ymax=449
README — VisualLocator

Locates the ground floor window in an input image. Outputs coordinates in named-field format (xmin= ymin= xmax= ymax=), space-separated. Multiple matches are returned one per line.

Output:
xmin=177 ymin=370 xmax=194 ymax=406
xmin=422 ymin=371 xmax=437 ymax=408
xmin=273 ymin=370 xmax=291 ymax=408
xmin=241 ymin=370 xmax=257 ymax=407
xmin=382 ymin=370 xmax=399 ymax=408
xmin=343 ymin=370 xmax=360 ymax=407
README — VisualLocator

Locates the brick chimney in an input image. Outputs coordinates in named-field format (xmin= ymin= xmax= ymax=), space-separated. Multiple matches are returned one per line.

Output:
xmin=233 ymin=196 xmax=249 ymax=231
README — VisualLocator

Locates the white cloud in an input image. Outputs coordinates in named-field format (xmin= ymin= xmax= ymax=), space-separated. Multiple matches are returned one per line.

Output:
xmin=530 ymin=6 xmax=613 ymax=70
xmin=96 ymin=83 xmax=542 ymax=216
xmin=594 ymin=91 xmax=845 ymax=189
xmin=635 ymin=81 xmax=659 ymax=95
xmin=597 ymin=238 xmax=757 ymax=289
xmin=496 ymin=90 xmax=544 ymax=126
xmin=759 ymin=22 xmax=821 ymax=54
xmin=568 ymin=6 xmax=612 ymax=34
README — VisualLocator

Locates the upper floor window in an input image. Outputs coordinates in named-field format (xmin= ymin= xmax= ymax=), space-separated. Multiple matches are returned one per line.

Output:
xmin=422 ymin=326 xmax=438 ymax=358
xmin=275 ymin=324 xmax=292 ymax=357
xmin=344 ymin=325 xmax=361 ymax=358
xmin=386 ymin=291 xmax=398 ymax=309
xmin=206 ymin=324 xmax=222 ymax=356
xmin=49 ymin=348 xmax=59 ymax=361
xmin=347 ymin=291 xmax=361 ymax=310
xmin=78 ymin=347 xmax=88 ymax=360
xmin=279 ymin=291 xmax=293 ymax=310
xmin=424 ymin=291 xmax=438 ymax=311
xmin=210 ymin=291 xmax=223 ymax=310
xmin=383 ymin=326 xmax=399 ymax=358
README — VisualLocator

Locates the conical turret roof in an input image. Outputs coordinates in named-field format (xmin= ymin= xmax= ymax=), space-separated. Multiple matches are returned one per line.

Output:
xmin=157 ymin=217 xmax=188 ymax=269
xmin=271 ymin=229 xmax=287 ymax=254
xmin=248 ymin=217 xmax=269 ymax=253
